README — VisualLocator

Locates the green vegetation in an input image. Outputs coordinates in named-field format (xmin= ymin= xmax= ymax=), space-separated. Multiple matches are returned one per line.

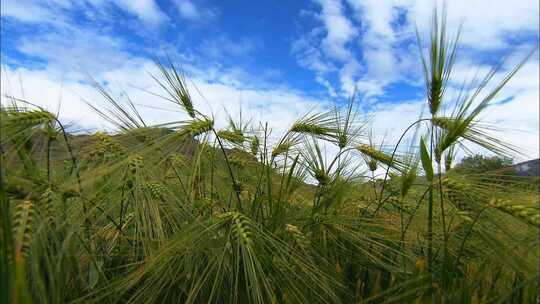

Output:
xmin=1 ymin=11 xmax=538 ymax=304
xmin=452 ymin=154 xmax=514 ymax=174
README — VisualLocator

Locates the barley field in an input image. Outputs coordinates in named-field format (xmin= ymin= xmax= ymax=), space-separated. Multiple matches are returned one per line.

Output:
xmin=1 ymin=12 xmax=539 ymax=304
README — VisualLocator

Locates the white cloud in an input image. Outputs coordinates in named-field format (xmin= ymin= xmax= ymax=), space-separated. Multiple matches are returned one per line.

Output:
xmin=315 ymin=75 xmax=338 ymax=97
xmin=291 ymin=28 xmax=338 ymax=75
xmin=346 ymin=0 xmax=397 ymax=42
xmin=175 ymin=0 xmax=199 ymax=19
xmin=315 ymin=0 xmax=358 ymax=62
xmin=294 ymin=0 xmax=538 ymax=99
xmin=345 ymin=0 xmax=420 ymax=97
xmin=480 ymin=59 xmax=540 ymax=160
xmin=113 ymin=0 xmax=167 ymax=24
xmin=295 ymin=0 xmax=416 ymax=97
xmin=173 ymin=0 xmax=218 ymax=22
xmin=348 ymin=0 xmax=539 ymax=50
xmin=0 ymin=0 xmax=54 ymax=23
xmin=1 ymin=65 xmax=109 ymax=131
xmin=0 ymin=0 xmax=167 ymax=25
xmin=292 ymin=0 xmax=361 ymax=96
xmin=405 ymin=0 xmax=539 ymax=49
xmin=338 ymin=60 xmax=361 ymax=94
xmin=5 ymin=50 xmax=535 ymax=160
xmin=16 ymin=27 xmax=140 ymax=77
xmin=199 ymin=35 xmax=261 ymax=61
xmin=363 ymin=57 xmax=540 ymax=162
xmin=1 ymin=66 xmax=329 ymax=144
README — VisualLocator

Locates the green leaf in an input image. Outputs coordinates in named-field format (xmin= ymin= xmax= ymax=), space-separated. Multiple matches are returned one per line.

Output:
xmin=420 ymin=137 xmax=433 ymax=181
xmin=88 ymin=260 xmax=103 ymax=289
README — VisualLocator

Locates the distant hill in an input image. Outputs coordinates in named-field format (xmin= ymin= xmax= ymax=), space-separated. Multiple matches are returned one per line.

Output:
xmin=509 ymin=159 xmax=540 ymax=176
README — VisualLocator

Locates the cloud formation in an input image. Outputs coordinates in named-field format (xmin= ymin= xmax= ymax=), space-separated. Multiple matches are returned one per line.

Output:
xmin=1 ymin=0 xmax=538 ymax=161
xmin=294 ymin=0 xmax=538 ymax=97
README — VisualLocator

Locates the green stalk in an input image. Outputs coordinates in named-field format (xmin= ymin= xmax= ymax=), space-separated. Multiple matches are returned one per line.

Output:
xmin=427 ymin=123 xmax=434 ymax=276
xmin=250 ymin=132 xmax=267 ymax=220
xmin=335 ymin=146 xmax=343 ymax=180
xmin=401 ymin=187 xmax=431 ymax=244
xmin=371 ymin=170 xmax=377 ymax=200
xmin=210 ymin=139 xmax=216 ymax=217
xmin=212 ymin=128 xmax=243 ymax=211
xmin=372 ymin=118 xmax=430 ymax=217
xmin=276 ymin=149 xmax=289 ymax=212
xmin=262 ymin=123 xmax=271 ymax=222
xmin=57 ymin=119 xmax=90 ymax=240
xmin=274 ymin=149 xmax=295 ymax=231
xmin=437 ymin=160 xmax=448 ymax=284
xmin=0 ymin=130 xmax=14 ymax=304
xmin=119 ymin=168 xmax=129 ymax=229
xmin=46 ymin=136 xmax=52 ymax=184
xmin=13 ymin=137 xmax=38 ymax=180
xmin=452 ymin=207 xmax=487 ymax=275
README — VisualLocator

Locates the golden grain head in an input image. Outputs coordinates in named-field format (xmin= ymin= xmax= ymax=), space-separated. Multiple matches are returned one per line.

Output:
xmin=181 ymin=118 xmax=214 ymax=137
xmin=357 ymin=144 xmax=395 ymax=167
xmin=7 ymin=110 xmax=55 ymax=128
xmin=290 ymin=122 xmax=330 ymax=136
xmin=489 ymin=198 xmax=539 ymax=227
xmin=314 ymin=169 xmax=330 ymax=185
xmin=250 ymin=136 xmax=259 ymax=156
xmin=272 ymin=142 xmax=292 ymax=158
xmin=217 ymin=129 xmax=245 ymax=144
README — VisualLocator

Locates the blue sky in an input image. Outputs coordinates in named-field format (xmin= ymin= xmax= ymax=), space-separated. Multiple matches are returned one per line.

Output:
xmin=1 ymin=0 xmax=539 ymax=159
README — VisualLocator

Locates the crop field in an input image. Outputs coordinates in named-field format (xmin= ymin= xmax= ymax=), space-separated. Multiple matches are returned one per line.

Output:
xmin=1 ymin=13 xmax=539 ymax=304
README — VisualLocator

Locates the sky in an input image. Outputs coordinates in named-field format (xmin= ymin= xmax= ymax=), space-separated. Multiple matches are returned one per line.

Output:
xmin=1 ymin=0 xmax=539 ymax=161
